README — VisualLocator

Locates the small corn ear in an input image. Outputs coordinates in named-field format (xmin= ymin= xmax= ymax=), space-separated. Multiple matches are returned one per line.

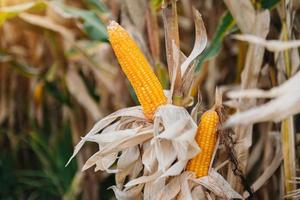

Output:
xmin=107 ymin=21 xmax=167 ymax=119
xmin=186 ymin=109 xmax=219 ymax=177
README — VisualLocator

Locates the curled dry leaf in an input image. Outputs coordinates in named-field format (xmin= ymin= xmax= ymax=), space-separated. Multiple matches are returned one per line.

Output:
xmin=233 ymin=34 xmax=300 ymax=52
xmin=180 ymin=8 xmax=207 ymax=76
xmin=225 ymin=71 xmax=300 ymax=126
xmin=66 ymin=106 xmax=145 ymax=166
xmin=82 ymin=129 xmax=153 ymax=171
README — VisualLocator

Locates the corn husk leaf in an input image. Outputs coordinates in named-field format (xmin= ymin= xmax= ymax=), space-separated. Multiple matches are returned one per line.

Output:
xmin=191 ymin=185 xmax=206 ymax=200
xmin=142 ymin=142 xmax=157 ymax=173
xmin=153 ymin=105 xmax=199 ymax=173
xmin=125 ymin=171 xmax=161 ymax=188
xmin=178 ymin=172 xmax=194 ymax=200
xmin=82 ymin=129 xmax=153 ymax=171
xmin=158 ymin=176 xmax=181 ymax=200
xmin=193 ymin=170 xmax=243 ymax=199
xmin=144 ymin=176 xmax=166 ymax=200
xmin=110 ymin=184 xmax=144 ymax=200
xmin=66 ymin=106 xmax=145 ymax=166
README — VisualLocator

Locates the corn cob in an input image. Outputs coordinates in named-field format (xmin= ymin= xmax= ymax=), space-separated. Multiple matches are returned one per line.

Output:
xmin=107 ymin=21 xmax=167 ymax=119
xmin=186 ymin=109 xmax=219 ymax=177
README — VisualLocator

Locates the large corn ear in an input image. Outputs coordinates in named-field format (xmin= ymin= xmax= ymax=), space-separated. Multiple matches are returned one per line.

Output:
xmin=107 ymin=21 xmax=167 ymax=119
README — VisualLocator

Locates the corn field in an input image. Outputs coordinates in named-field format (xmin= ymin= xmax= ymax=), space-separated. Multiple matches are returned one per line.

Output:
xmin=1 ymin=0 xmax=300 ymax=199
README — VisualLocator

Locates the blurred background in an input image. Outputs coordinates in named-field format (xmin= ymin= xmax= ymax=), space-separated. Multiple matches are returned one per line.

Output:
xmin=0 ymin=0 xmax=300 ymax=199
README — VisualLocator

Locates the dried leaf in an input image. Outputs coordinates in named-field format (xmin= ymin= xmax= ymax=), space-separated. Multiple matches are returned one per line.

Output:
xmin=66 ymin=68 xmax=102 ymax=120
xmin=117 ymin=147 xmax=140 ymax=170
xmin=193 ymin=170 xmax=243 ymax=199
xmin=162 ymin=0 xmax=181 ymax=90
xmin=82 ymin=130 xmax=152 ymax=170
xmin=125 ymin=171 xmax=161 ymax=188
xmin=153 ymin=105 xmax=200 ymax=171
xmin=19 ymin=12 xmax=74 ymax=41
xmin=225 ymin=71 xmax=300 ymax=126
xmin=142 ymin=142 xmax=157 ymax=173
xmin=66 ymin=106 xmax=144 ymax=166
xmin=191 ymin=185 xmax=206 ymax=200
xmin=123 ymin=0 xmax=147 ymax=32
xmin=144 ymin=176 xmax=166 ymax=200
xmin=180 ymin=8 xmax=207 ymax=76
xmin=243 ymin=140 xmax=283 ymax=198
xmin=160 ymin=160 xmax=187 ymax=178
xmin=94 ymin=152 xmax=118 ymax=171
xmin=158 ymin=176 xmax=181 ymax=200
xmin=153 ymin=139 xmax=177 ymax=172
xmin=178 ymin=172 xmax=194 ymax=200
xmin=223 ymin=0 xmax=255 ymax=34
xmin=110 ymin=184 xmax=144 ymax=200
xmin=225 ymin=7 xmax=270 ymax=190
xmin=233 ymin=34 xmax=300 ymax=52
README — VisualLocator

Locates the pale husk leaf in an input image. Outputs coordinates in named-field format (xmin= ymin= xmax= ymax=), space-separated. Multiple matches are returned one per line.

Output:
xmin=193 ymin=170 xmax=243 ymax=199
xmin=233 ymin=34 xmax=300 ymax=52
xmin=110 ymin=184 xmax=144 ymax=200
xmin=225 ymin=71 xmax=300 ymax=126
xmin=66 ymin=106 xmax=145 ymax=166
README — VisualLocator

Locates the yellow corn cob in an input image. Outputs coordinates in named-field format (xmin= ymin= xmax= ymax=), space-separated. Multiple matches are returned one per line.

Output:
xmin=186 ymin=109 xmax=219 ymax=177
xmin=107 ymin=21 xmax=167 ymax=119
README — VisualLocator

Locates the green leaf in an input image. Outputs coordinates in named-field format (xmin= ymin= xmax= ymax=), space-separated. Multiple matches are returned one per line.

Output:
xmin=84 ymin=0 xmax=108 ymax=12
xmin=156 ymin=63 xmax=169 ymax=89
xmin=44 ymin=81 xmax=71 ymax=106
xmin=0 ymin=0 xmax=46 ymax=26
xmin=0 ymin=153 xmax=19 ymax=198
xmin=260 ymin=0 xmax=280 ymax=9
xmin=128 ymin=83 xmax=140 ymax=106
xmin=53 ymin=2 xmax=108 ymax=42
xmin=194 ymin=11 xmax=235 ymax=72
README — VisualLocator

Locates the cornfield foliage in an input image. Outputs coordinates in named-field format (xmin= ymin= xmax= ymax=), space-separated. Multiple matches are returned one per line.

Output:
xmin=1 ymin=0 xmax=300 ymax=199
